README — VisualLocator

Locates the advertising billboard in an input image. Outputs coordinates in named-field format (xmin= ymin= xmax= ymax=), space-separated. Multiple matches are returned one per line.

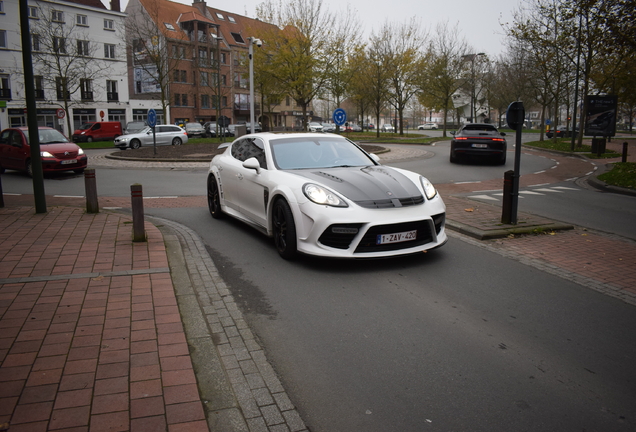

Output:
xmin=584 ymin=95 xmax=618 ymax=137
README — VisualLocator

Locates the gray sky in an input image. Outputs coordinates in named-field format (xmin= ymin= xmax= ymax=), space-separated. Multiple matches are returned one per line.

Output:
xmin=121 ymin=0 xmax=523 ymax=56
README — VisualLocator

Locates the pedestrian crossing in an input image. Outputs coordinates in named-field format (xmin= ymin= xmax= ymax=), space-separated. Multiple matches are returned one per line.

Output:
xmin=467 ymin=186 xmax=579 ymax=201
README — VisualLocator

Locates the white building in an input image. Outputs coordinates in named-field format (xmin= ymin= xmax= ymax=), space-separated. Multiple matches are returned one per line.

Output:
xmin=0 ymin=0 xmax=156 ymax=136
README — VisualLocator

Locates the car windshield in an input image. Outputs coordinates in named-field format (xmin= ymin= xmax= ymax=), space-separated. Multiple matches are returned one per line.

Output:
xmin=126 ymin=122 xmax=146 ymax=132
xmin=187 ymin=123 xmax=203 ymax=129
xmin=270 ymin=136 xmax=376 ymax=170
xmin=78 ymin=123 xmax=94 ymax=131
xmin=462 ymin=125 xmax=497 ymax=132
xmin=23 ymin=129 xmax=70 ymax=144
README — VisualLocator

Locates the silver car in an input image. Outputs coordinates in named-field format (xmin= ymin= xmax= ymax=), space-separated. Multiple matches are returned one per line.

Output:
xmin=114 ymin=125 xmax=189 ymax=149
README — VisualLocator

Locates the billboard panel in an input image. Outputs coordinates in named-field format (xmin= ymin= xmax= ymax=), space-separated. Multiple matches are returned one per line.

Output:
xmin=584 ymin=95 xmax=618 ymax=137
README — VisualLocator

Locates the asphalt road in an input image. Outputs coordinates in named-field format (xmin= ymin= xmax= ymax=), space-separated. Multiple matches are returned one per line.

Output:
xmin=144 ymin=205 xmax=636 ymax=432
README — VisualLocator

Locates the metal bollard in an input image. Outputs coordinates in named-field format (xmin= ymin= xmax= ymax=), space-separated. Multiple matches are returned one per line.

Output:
xmin=84 ymin=168 xmax=99 ymax=213
xmin=501 ymin=170 xmax=514 ymax=224
xmin=130 ymin=184 xmax=146 ymax=242
xmin=0 ymin=172 xmax=4 ymax=208
xmin=622 ymin=142 xmax=629 ymax=163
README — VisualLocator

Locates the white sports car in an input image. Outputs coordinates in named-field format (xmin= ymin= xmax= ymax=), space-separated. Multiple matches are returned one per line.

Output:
xmin=206 ymin=133 xmax=447 ymax=259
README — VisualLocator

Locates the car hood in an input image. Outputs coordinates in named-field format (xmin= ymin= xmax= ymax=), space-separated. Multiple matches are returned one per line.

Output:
xmin=291 ymin=166 xmax=423 ymax=208
xmin=40 ymin=143 xmax=82 ymax=153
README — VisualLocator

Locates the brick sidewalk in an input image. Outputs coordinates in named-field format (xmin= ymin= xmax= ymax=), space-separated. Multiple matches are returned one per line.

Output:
xmin=0 ymin=207 xmax=208 ymax=431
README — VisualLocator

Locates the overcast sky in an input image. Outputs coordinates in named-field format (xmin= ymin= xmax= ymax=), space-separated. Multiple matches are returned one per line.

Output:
xmin=121 ymin=0 xmax=524 ymax=56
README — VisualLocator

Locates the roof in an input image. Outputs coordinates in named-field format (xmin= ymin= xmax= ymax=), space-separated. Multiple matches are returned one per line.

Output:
xmin=63 ymin=0 xmax=108 ymax=9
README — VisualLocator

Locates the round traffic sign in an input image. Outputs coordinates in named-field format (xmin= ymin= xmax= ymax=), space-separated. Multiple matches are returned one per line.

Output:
xmin=56 ymin=108 xmax=66 ymax=119
xmin=333 ymin=108 xmax=347 ymax=126
xmin=147 ymin=109 xmax=157 ymax=128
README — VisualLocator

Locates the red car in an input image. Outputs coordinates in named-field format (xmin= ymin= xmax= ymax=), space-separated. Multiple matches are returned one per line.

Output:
xmin=0 ymin=126 xmax=87 ymax=176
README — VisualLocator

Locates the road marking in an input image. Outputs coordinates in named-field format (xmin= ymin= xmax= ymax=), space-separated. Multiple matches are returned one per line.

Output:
xmin=455 ymin=181 xmax=482 ymax=184
xmin=520 ymin=191 xmax=544 ymax=195
xmin=469 ymin=195 xmax=499 ymax=201
xmin=552 ymin=186 xmax=578 ymax=190
xmin=533 ymin=188 xmax=563 ymax=193
xmin=54 ymin=195 xmax=83 ymax=198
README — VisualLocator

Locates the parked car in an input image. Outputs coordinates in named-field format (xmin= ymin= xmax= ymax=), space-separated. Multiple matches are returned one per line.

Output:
xmin=364 ymin=123 xmax=375 ymax=130
xmin=244 ymin=122 xmax=262 ymax=133
xmin=185 ymin=122 xmax=205 ymax=138
xmin=124 ymin=121 xmax=147 ymax=135
xmin=546 ymin=125 xmax=575 ymax=138
xmin=72 ymin=121 xmax=122 ymax=143
xmin=381 ymin=124 xmax=395 ymax=132
xmin=418 ymin=123 xmax=439 ymax=130
xmin=450 ymin=123 xmax=507 ymax=164
xmin=321 ymin=123 xmax=336 ymax=133
xmin=0 ymin=126 xmax=87 ymax=176
xmin=308 ymin=122 xmax=323 ymax=132
xmin=114 ymin=125 xmax=188 ymax=149
xmin=204 ymin=122 xmax=230 ymax=138
xmin=206 ymin=133 xmax=447 ymax=259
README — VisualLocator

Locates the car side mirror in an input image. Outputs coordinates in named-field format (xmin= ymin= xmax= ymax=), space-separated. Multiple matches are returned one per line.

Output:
xmin=450 ymin=131 xmax=456 ymax=135
xmin=370 ymin=153 xmax=380 ymax=163
xmin=243 ymin=157 xmax=261 ymax=173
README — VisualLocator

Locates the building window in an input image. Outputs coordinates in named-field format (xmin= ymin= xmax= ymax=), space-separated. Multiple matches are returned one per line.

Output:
xmin=0 ymin=30 xmax=6 ymax=49
xmin=201 ymin=94 xmax=210 ymax=109
xmin=56 ymin=77 xmax=69 ymax=100
xmin=221 ymin=75 xmax=226 ymax=86
xmin=174 ymin=93 xmax=181 ymax=106
xmin=181 ymin=94 xmax=188 ymax=106
xmin=76 ymin=14 xmax=88 ymax=26
xmin=34 ymin=76 xmax=44 ymax=99
xmin=80 ymin=79 xmax=93 ymax=101
xmin=104 ymin=19 xmax=114 ymax=30
xmin=234 ymin=73 xmax=247 ymax=89
xmin=104 ymin=43 xmax=115 ymax=59
xmin=77 ymin=40 xmax=90 ymax=56
xmin=52 ymin=10 xmax=64 ymax=23
xmin=200 ymin=72 xmax=208 ymax=87
xmin=53 ymin=37 xmax=67 ymax=54
xmin=0 ymin=74 xmax=11 ymax=99
xmin=0 ymin=1 xmax=3 ymax=13
xmin=27 ymin=6 xmax=38 ymax=18
xmin=221 ymin=52 xmax=227 ymax=64
xmin=231 ymin=32 xmax=244 ymax=44
xmin=164 ymin=22 xmax=175 ymax=31
xmin=222 ymin=96 xmax=227 ymax=107
xmin=106 ymin=80 xmax=118 ymax=101
xmin=31 ymin=34 xmax=40 ymax=51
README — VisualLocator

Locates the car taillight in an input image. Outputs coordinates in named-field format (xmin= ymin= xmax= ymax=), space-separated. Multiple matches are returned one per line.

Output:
xmin=492 ymin=138 xmax=505 ymax=142
xmin=455 ymin=137 xmax=468 ymax=140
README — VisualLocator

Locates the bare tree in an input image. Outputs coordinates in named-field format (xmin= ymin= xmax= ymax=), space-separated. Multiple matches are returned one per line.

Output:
xmin=28 ymin=4 xmax=114 ymax=133
xmin=417 ymin=21 xmax=469 ymax=136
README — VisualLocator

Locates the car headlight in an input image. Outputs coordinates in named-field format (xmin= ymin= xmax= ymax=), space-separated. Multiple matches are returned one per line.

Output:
xmin=303 ymin=183 xmax=348 ymax=207
xmin=41 ymin=151 xmax=54 ymax=158
xmin=78 ymin=148 xmax=85 ymax=155
xmin=420 ymin=177 xmax=437 ymax=200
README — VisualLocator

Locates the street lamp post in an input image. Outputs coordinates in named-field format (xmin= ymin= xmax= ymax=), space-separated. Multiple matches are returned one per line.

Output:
xmin=248 ymin=37 xmax=262 ymax=133
xmin=212 ymin=32 xmax=222 ymax=141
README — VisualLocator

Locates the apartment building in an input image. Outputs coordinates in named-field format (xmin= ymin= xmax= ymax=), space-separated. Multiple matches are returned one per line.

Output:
xmin=0 ymin=0 xmax=142 ymax=136
xmin=126 ymin=0 xmax=310 ymax=130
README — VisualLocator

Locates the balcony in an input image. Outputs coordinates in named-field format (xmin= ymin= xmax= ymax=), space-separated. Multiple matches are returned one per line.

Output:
xmin=107 ymin=92 xmax=119 ymax=101
xmin=81 ymin=91 xmax=93 ymax=101
xmin=0 ymin=88 xmax=11 ymax=100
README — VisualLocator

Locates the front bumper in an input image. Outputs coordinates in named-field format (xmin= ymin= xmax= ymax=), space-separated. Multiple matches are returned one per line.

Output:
xmin=291 ymin=196 xmax=447 ymax=258
xmin=41 ymin=156 xmax=88 ymax=172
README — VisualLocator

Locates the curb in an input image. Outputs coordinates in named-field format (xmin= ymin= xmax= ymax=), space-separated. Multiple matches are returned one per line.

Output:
xmin=445 ymin=219 xmax=574 ymax=240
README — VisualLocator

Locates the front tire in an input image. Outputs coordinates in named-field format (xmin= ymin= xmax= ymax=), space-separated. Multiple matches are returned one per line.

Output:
xmin=87 ymin=136 xmax=93 ymax=143
xmin=207 ymin=175 xmax=223 ymax=219
xmin=272 ymin=199 xmax=297 ymax=260
xmin=130 ymin=139 xmax=141 ymax=149
xmin=172 ymin=137 xmax=182 ymax=146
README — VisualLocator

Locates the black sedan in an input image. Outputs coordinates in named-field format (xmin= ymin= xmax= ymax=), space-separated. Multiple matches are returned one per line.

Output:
xmin=450 ymin=123 xmax=507 ymax=165
xmin=546 ymin=126 xmax=576 ymax=138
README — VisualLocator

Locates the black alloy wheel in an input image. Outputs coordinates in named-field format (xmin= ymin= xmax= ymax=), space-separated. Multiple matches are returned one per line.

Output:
xmin=272 ymin=199 xmax=297 ymax=260
xmin=207 ymin=175 xmax=223 ymax=219
xmin=130 ymin=139 xmax=141 ymax=149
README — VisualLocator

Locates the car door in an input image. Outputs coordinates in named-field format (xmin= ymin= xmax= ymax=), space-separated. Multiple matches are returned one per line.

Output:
xmin=0 ymin=130 xmax=28 ymax=170
xmin=236 ymin=137 xmax=269 ymax=228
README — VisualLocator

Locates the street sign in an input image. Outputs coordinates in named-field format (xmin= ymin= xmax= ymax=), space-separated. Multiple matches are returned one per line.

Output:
xmin=333 ymin=108 xmax=347 ymax=126
xmin=147 ymin=109 xmax=157 ymax=128
xmin=56 ymin=108 xmax=65 ymax=119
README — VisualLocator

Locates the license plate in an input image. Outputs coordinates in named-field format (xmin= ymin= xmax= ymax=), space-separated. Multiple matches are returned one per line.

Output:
xmin=377 ymin=230 xmax=417 ymax=245
xmin=472 ymin=144 xmax=488 ymax=148
xmin=61 ymin=159 xmax=78 ymax=165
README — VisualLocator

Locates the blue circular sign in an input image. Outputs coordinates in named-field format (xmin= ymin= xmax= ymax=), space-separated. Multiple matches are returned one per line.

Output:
xmin=147 ymin=109 xmax=157 ymax=128
xmin=333 ymin=108 xmax=347 ymax=126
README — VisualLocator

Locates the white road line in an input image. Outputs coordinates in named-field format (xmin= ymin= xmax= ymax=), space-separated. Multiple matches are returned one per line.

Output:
xmin=519 ymin=191 xmax=544 ymax=195
xmin=533 ymin=188 xmax=563 ymax=193
xmin=469 ymin=195 xmax=499 ymax=201
xmin=552 ymin=186 xmax=579 ymax=190
xmin=455 ymin=181 xmax=482 ymax=184
xmin=53 ymin=195 xmax=83 ymax=198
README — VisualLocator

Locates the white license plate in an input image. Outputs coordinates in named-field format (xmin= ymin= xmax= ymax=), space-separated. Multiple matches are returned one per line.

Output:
xmin=472 ymin=143 xmax=488 ymax=148
xmin=61 ymin=159 xmax=78 ymax=165
xmin=377 ymin=230 xmax=417 ymax=245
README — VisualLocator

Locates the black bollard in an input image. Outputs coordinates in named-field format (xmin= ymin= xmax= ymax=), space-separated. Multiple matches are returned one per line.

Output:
xmin=622 ymin=142 xmax=629 ymax=163
xmin=84 ymin=168 xmax=99 ymax=213
xmin=131 ymin=184 xmax=146 ymax=242
xmin=501 ymin=170 xmax=514 ymax=224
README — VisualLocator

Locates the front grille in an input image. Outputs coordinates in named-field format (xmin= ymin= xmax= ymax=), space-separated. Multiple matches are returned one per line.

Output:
xmin=355 ymin=220 xmax=434 ymax=253
xmin=51 ymin=150 xmax=78 ymax=158
xmin=319 ymin=223 xmax=363 ymax=249
xmin=355 ymin=194 xmax=424 ymax=209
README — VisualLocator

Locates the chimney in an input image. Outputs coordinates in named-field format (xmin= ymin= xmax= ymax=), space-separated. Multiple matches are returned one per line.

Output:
xmin=111 ymin=0 xmax=120 ymax=12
